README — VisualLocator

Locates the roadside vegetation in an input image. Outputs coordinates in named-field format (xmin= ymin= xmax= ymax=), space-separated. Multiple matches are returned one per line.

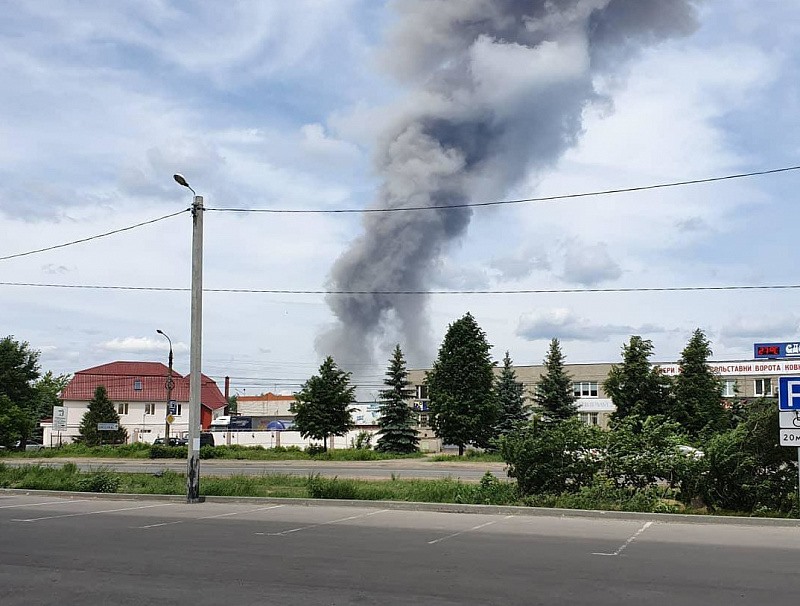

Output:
xmin=0 ymin=443 xmax=426 ymax=461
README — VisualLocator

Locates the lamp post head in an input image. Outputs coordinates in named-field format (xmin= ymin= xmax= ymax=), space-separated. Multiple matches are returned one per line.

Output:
xmin=173 ymin=173 xmax=196 ymax=195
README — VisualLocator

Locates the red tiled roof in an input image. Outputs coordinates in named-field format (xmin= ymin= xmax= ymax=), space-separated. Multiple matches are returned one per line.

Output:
xmin=62 ymin=361 xmax=226 ymax=411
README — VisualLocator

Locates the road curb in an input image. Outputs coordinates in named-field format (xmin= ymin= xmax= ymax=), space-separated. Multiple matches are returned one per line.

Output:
xmin=2 ymin=488 xmax=799 ymax=527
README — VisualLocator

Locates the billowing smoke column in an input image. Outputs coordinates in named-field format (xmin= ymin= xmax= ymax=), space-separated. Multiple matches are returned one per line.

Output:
xmin=319 ymin=0 xmax=699 ymax=366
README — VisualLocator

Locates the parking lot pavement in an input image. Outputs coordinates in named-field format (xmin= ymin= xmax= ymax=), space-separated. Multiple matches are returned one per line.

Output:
xmin=2 ymin=494 xmax=800 ymax=605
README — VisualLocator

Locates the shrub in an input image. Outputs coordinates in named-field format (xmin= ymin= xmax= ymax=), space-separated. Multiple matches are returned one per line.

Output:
xmin=455 ymin=471 xmax=518 ymax=505
xmin=500 ymin=418 xmax=604 ymax=495
xmin=76 ymin=471 xmax=120 ymax=493
xmin=149 ymin=445 xmax=187 ymax=459
xmin=305 ymin=444 xmax=327 ymax=456
xmin=699 ymin=400 xmax=797 ymax=514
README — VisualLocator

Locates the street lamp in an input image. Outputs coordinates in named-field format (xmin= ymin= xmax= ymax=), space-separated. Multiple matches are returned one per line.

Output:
xmin=174 ymin=173 xmax=204 ymax=503
xmin=156 ymin=329 xmax=174 ymax=446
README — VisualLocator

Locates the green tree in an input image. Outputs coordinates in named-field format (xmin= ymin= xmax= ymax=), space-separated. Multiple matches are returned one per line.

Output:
xmin=376 ymin=345 xmax=419 ymax=454
xmin=0 ymin=395 xmax=35 ymax=448
xmin=227 ymin=394 xmax=238 ymax=415
xmin=604 ymin=335 xmax=672 ymax=425
xmin=78 ymin=385 xmax=127 ymax=446
xmin=673 ymin=329 xmax=725 ymax=439
xmin=292 ymin=356 xmax=355 ymax=451
xmin=427 ymin=312 xmax=498 ymax=455
xmin=494 ymin=351 xmax=528 ymax=437
xmin=535 ymin=338 xmax=577 ymax=422
xmin=0 ymin=336 xmax=42 ymax=445
xmin=32 ymin=371 xmax=71 ymax=421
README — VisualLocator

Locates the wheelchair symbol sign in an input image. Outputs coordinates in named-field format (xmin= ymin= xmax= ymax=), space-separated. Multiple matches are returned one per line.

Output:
xmin=778 ymin=377 xmax=800 ymax=411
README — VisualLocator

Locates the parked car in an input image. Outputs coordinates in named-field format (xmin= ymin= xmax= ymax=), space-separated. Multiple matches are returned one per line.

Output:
xmin=677 ymin=445 xmax=704 ymax=459
xmin=153 ymin=437 xmax=185 ymax=447
xmin=13 ymin=440 xmax=45 ymax=452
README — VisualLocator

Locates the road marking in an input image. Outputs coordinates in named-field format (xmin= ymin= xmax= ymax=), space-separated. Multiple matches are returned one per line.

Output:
xmin=13 ymin=502 xmax=172 ymax=522
xmin=0 ymin=499 xmax=90 ymax=509
xmin=137 ymin=520 xmax=184 ymax=529
xmin=136 ymin=505 xmax=285 ymax=530
xmin=257 ymin=509 xmax=387 ymax=536
xmin=427 ymin=516 xmax=513 ymax=545
xmin=593 ymin=521 xmax=653 ymax=557
xmin=198 ymin=505 xmax=284 ymax=520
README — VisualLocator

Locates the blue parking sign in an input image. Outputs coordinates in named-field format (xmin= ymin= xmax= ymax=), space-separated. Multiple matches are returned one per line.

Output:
xmin=779 ymin=377 xmax=800 ymax=410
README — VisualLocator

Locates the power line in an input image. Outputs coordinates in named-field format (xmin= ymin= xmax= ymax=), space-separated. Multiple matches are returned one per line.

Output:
xmin=2 ymin=281 xmax=800 ymax=294
xmin=0 ymin=208 xmax=190 ymax=262
xmin=205 ymin=165 xmax=800 ymax=214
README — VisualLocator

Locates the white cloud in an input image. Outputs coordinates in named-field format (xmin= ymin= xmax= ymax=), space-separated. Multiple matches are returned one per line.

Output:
xmin=560 ymin=241 xmax=622 ymax=286
xmin=99 ymin=337 xmax=189 ymax=354
xmin=516 ymin=308 xmax=667 ymax=343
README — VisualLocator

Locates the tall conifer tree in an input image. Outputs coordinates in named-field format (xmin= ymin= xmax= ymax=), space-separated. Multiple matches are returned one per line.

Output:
xmin=535 ymin=339 xmax=577 ymax=422
xmin=376 ymin=345 xmax=419 ymax=453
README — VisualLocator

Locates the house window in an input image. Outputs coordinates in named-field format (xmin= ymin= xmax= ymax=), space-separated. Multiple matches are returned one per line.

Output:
xmin=754 ymin=378 xmax=772 ymax=397
xmin=175 ymin=404 xmax=182 ymax=416
xmin=722 ymin=380 xmax=737 ymax=398
xmin=418 ymin=414 xmax=429 ymax=426
xmin=133 ymin=380 xmax=142 ymax=391
xmin=580 ymin=412 xmax=599 ymax=426
xmin=117 ymin=402 xmax=129 ymax=415
xmin=415 ymin=385 xmax=429 ymax=400
xmin=573 ymin=382 xmax=599 ymax=398
xmin=144 ymin=403 xmax=155 ymax=415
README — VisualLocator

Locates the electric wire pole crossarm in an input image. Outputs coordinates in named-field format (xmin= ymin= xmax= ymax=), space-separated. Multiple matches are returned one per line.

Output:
xmin=174 ymin=173 xmax=204 ymax=503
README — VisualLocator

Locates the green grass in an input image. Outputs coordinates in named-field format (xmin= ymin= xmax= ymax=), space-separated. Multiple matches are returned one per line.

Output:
xmin=0 ymin=444 xmax=426 ymax=461
xmin=427 ymin=451 xmax=505 ymax=463
xmin=0 ymin=463 xmax=795 ymax=517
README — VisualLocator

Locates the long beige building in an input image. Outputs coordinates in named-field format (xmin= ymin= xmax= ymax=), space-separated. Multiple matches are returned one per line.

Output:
xmin=407 ymin=358 xmax=793 ymax=449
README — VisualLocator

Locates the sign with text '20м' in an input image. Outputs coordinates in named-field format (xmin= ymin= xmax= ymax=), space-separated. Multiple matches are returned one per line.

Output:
xmin=778 ymin=377 xmax=800 ymax=446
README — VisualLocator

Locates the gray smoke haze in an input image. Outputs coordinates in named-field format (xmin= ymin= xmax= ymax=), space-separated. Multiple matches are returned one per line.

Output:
xmin=319 ymin=0 xmax=700 ymax=367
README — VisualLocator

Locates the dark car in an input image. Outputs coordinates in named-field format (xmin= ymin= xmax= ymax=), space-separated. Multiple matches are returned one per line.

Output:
xmin=153 ymin=437 xmax=185 ymax=447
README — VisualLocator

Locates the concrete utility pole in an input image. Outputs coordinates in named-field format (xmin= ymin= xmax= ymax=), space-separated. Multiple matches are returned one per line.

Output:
xmin=174 ymin=173 xmax=204 ymax=503
xmin=157 ymin=329 xmax=174 ymax=445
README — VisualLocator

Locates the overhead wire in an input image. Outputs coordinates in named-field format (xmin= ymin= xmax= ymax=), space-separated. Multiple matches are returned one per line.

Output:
xmin=1 ymin=281 xmax=800 ymax=294
xmin=205 ymin=165 xmax=800 ymax=214
xmin=0 ymin=208 xmax=190 ymax=262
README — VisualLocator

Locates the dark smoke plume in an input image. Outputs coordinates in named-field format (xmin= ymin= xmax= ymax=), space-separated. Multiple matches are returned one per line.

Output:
xmin=319 ymin=0 xmax=700 ymax=367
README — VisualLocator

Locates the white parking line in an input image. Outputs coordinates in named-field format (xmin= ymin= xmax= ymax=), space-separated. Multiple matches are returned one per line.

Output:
xmin=593 ymin=521 xmax=653 ymax=557
xmin=198 ymin=505 xmax=284 ymax=520
xmin=135 ymin=505 xmax=285 ymax=529
xmin=137 ymin=521 xmax=185 ymax=529
xmin=427 ymin=516 xmax=512 ymax=545
xmin=257 ymin=509 xmax=387 ymax=536
xmin=0 ymin=499 xmax=90 ymax=509
xmin=13 ymin=502 xmax=172 ymax=522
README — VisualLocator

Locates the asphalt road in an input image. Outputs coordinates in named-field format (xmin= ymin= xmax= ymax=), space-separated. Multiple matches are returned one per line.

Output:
xmin=6 ymin=457 xmax=507 ymax=481
xmin=2 ymin=494 xmax=799 ymax=605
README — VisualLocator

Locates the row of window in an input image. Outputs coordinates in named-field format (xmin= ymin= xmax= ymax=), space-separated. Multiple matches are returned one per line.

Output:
xmin=417 ymin=379 xmax=775 ymax=400
xmin=116 ymin=403 xmax=182 ymax=416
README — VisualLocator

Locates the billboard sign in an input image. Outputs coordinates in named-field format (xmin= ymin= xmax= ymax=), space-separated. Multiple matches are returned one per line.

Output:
xmin=754 ymin=342 xmax=800 ymax=359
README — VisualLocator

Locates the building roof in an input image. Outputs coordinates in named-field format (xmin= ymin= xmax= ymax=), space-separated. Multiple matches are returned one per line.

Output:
xmin=238 ymin=392 xmax=296 ymax=402
xmin=62 ymin=361 xmax=227 ymax=411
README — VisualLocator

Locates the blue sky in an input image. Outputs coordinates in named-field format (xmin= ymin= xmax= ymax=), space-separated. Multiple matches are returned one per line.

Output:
xmin=1 ymin=0 xmax=799 ymax=395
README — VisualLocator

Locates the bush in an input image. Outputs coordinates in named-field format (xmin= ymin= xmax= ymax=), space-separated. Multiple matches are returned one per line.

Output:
xmin=455 ymin=471 xmax=518 ymax=505
xmin=603 ymin=415 xmax=699 ymax=492
xmin=76 ymin=471 xmax=120 ymax=493
xmin=699 ymin=400 xmax=797 ymax=513
xmin=500 ymin=418 xmax=604 ymax=495
xmin=149 ymin=445 xmax=187 ymax=459
xmin=305 ymin=444 xmax=326 ymax=456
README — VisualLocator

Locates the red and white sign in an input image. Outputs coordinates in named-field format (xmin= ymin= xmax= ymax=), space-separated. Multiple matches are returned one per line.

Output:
xmin=656 ymin=361 xmax=800 ymax=377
